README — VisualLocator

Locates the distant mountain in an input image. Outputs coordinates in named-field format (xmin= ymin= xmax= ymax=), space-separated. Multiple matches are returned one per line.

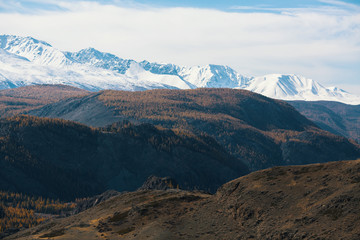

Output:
xmin=28 ymin=88 xmax=360 ymax=171
xmin=0 ymin=115 xmax=248 ymax=200
xmin=289 ymin=100 xmax=360 ymax=143
xmin=1 ymin=35 xmax=359 ymax=104
xmin=245 ymin=74 xmax=360 ymax=104
xmin=7 ymin=159 xmax=360 ymax=240
xmin=0 ymin=35 xmax=70 ymax=66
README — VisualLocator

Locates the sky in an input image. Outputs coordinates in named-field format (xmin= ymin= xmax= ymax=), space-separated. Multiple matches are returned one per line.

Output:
xmin=0 ymin=0 xmax=359 ymax=94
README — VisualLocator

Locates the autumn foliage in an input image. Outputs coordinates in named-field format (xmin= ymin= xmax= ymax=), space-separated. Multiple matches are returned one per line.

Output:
xmin=0 ymin=191 xmax=75 ymax=234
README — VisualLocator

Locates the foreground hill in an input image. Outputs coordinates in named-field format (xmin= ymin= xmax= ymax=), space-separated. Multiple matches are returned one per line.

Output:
xmin=0 ymin=115 xmax=247 ymax=200
xmin=30 ymin=88 xmax=360 ymax=171
xmin=289 ymin=101 xmax=360 ymax=143
xmin=6 ymin=159 xmax=360 ymax=240
xmin=0 ymin=85 xmax=89 ymax=117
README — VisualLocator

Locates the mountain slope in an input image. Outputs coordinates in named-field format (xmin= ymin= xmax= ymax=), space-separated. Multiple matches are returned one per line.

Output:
xmin=29 ymin=88 xmax=360 ymax=171
xmin=177 ymin=64 xmax=248 ymax=88
xmin=0 ymin=115 xmax=248 ymax=200
xmin=1 ymin=35 xmax=359 ymax=104
xmin=289 ymin=100 xmax=360 ymax=143
xmin=7 ymin=159 xmax=360 ymax=240
xmin=245 ymin=74 xmax=360 ymax=104
xmin=0 ymin=84 xmax=89 ymax=117
xmin=0 ymin=35 xmax=193 ymax=91
xmin=0 ymin=35 xmax=70 ymax=66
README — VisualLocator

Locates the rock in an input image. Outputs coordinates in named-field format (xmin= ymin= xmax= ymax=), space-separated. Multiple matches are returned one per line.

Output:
xmin=74 ymin=190 xmax=121 ymax=214
xmin=138 ymin=176 xmax=179 ymax=191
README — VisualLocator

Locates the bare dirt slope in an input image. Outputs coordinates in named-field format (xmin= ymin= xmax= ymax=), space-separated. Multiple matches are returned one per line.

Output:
xmin=7 ymin=159 xmax=360 ymax=240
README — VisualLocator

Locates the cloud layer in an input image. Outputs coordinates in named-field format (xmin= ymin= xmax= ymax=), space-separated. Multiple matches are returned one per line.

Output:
xmin=0 ymin=0 xmax=359 ymax=93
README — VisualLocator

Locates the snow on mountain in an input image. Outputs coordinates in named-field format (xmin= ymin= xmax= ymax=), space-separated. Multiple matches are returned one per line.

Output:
xmin=178 ymin=64 xmax=249 ymax=88
xmin=0 ymin=37 xmax=192 ymax=91
xmin=124 ymin=62 xmax=191 ymax=90
xmin=65 ymin=47 xmax=134 ymax=74
xmin=140 ymin=60 xmax=179 ymax=76
xmin=0 ymin=35 xmax=359 ymax=105
xmin=0 ymin=35 xmax=71 ymax=66
xmin=243 ymin=74 xmax=360 ymax=104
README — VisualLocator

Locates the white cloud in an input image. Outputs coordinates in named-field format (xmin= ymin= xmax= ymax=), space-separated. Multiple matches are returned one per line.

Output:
xmin=0 ymin=1 xmax=359 ymax=93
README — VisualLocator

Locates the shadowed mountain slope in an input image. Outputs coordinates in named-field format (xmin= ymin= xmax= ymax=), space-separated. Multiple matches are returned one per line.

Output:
xmin=289 ymin=101 xmax=360 ymax=143
xmin=29 ymin=88 xmax=360 ymax=171
xmin=27 ymin=92 xmax=118 ymax=127
xmin=7 ymin=159 xmax=360 ymax=240
xmin=0 ymin=115 xmax=248 ymax=200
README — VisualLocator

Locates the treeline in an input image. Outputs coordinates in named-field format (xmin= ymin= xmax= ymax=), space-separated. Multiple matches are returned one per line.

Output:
xmin=97 ymin=88 xmax=314 ymax=133
xmin=0 ymin=191 xmax=75 ymax=234
xmin=102 ymin=121 xmax=226 ymax=157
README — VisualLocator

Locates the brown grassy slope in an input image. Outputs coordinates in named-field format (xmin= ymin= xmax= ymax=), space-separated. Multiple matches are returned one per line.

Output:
xmin=0 ymin=85 xmax=89 ymax=117
xmin=8 ymin=159 xmax=360 ymax=240
xmin=216 ymin=159 xmax=360 ymax=239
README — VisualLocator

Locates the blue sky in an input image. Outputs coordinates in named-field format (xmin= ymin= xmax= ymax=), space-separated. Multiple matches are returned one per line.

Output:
xmin=0 ymin=0 xmax=359 ymax=93
xmin=1 ymin=0 xmax=360 ymax=11
xmin=0 ymin=0 xmax=360 ymax=12
xmin=126 ymin=0 xmax=360 ymax=10
xmin=1 ymin=0 xmax=360 ymax=13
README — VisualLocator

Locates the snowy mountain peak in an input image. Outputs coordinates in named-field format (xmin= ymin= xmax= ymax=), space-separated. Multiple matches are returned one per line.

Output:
xmin=65 ymin=47 xmax=133 ymax=74
xmin=0 ymin=35 xmax=359 ymax=104
xmin=247 ymin=74 xmax=323 ymax=97
xmin=0 ymin=35 xmax=70 ymax=66
xmin=178 ymin=64 xmax=249 ymax=88
xmin=0 ymin=35 xmax=52 ymax=48
xmin=244 ymin=74 xmax=360 ymax=104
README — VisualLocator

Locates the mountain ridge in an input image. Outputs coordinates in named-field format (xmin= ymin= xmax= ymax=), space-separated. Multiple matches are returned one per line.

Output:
xmin=28 ymin=88 xmax=360 ymax=171
xmin=0 ymin=115 xmax=248 ymax=200
xmin=1 ymin=34 xmax=359 ymax=104
xmin=289 ymin=100 xmax=360 ymax=143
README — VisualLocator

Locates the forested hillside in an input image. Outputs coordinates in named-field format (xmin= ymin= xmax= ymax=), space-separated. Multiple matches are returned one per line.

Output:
xmin=0 ymin=115 xmax=248 ymax=200
xmin=0 ymin=191 xmax=75 ymax=237
xmin=289 ymin=101 xmax=360 ymax=143
xmin=30 ymin=88 xmax=360 ymax=171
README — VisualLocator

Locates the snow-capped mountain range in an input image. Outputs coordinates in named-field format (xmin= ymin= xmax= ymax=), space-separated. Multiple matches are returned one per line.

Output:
xmin=0 ymin=34 xmax=359 ymax=104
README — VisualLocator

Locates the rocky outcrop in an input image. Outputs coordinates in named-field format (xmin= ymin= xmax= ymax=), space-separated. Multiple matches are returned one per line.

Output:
xmin=74 ymin=190 xmax=121 ymax=214
xmin=138 ymin=176 xmax=179 ymax=191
